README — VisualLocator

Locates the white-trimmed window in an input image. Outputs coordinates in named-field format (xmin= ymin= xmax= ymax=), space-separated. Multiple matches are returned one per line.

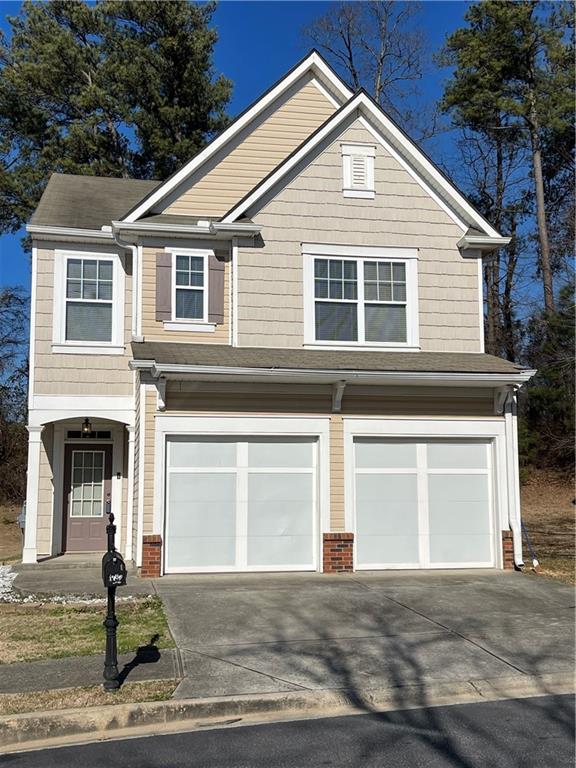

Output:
xmin=173 ymin=252 xmax=207 ymax=322
xmin=303 ymin=244 xmax=419 ymax=349
xmin=341 ymin=143 xmax=375 ymax=199
xmin=53 ymin=250 xmax=124 ymax=354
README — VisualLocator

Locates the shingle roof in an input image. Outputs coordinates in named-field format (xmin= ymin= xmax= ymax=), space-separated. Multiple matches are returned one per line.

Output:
xmin=131 ymin=342 xmax=525 ymax=375
xmin=31 ymin=173 xmax=160 ymax=230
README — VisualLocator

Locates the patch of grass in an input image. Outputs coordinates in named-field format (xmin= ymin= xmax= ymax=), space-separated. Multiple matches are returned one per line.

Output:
xmin=0 ymin=596 xmax=174 ymax=664
xmin=0 ymin=679 xmax=178 ymax=716
xmin=0 ymin=504 xmax=22 ymax=564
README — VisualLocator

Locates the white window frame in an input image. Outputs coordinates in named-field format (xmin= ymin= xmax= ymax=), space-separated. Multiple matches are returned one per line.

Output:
xmin=165 ymin=247 xmax=214 ymax=332
xmin=303 ymin=244 xmax=419 ymax=350
xmin=341 ymin=143 xmax=375 ymax=199
xmin=52 ymin=249 xmax=125 ymax=355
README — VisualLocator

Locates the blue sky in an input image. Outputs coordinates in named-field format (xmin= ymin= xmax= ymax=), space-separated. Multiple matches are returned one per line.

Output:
xmin=0 ymin=0 xmax=469 ymax=293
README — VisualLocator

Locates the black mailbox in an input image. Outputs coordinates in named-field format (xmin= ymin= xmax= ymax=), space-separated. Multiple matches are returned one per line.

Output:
xmin=102 ymin=551 xmax=127 ymax=588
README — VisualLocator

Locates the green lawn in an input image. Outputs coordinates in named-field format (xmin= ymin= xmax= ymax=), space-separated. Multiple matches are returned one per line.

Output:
xmin=0 ymin=596 xmax=174 ymax=664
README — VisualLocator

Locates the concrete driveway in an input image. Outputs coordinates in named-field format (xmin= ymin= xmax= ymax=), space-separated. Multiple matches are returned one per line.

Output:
xmin=154 ymin=571 xmax=575 ymax=701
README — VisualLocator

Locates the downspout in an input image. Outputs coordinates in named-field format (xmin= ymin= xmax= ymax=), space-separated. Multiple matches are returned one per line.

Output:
xmin=108 ymin=226 xmax=140 ymax=339
xmin=504 ymin=387 xmax=524 ymax=567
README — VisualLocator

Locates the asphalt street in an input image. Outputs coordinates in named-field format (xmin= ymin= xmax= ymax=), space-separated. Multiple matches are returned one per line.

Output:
xmin=2 ymin=694 xmax=573 ymax=768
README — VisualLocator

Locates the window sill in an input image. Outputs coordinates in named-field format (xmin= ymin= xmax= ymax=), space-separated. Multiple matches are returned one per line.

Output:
xmin=304 ymin=343 xmax=420 ymax=352
xmin=163 ymin=321 xmax=216 ymax=333
xmin=51 ymin=343 xmax=126 ymax=356
xmin=343 ymin=189 xmax=375 ymax=199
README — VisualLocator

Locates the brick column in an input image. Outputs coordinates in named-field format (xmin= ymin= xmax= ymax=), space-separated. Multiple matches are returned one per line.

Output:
xmin=323 ymin=533 xmax=354 ymax=573
xmin=502 ymin=530 xmax=514 ymax=570
xmin=141 ymin=535 xmax=162 ymax=578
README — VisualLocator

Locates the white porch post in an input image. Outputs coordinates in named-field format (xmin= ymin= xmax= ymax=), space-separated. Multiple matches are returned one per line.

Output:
xmin=504 ymin=390 xmax=524 ymax=567
xmin=125 ymin=425 xmax=136 ymax=562
xmin=22 ymin=425 xmax=43 ymax=564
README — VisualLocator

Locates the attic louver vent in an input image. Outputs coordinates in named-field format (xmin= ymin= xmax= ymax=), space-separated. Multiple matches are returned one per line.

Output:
xmin=351 ymin=155 xmax=368 ymax=187
xmin=341 ymin=143 xmax=375 ymax=199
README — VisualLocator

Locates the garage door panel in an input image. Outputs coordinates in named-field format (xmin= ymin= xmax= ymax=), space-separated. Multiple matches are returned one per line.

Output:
xmin=170 ymin=439 xmax=236 ymax=468
xmin=356 ymin=474 xmax=418 ymax=503
xmin=248 ymin=474 xmax=312 ymax=536
xmin=357 ymin=534 xmax=420 ymax=565
xmin=355 ymin=441 xmax=417 ymax=469
xmin=427 ymin=443 xmax=487 ymax=469
xmin=168 ymin=536 xmax=237 ymax=568
xmin=247 ymin=535 xmax=314 ymax=567
xmin=248 ymin=440 xmax=313 ymax=468
xmin=428 ymin=502 xmax=490 ymax=535
xmin=429 ymin=533 xmax=492 ymax=564
xmin=428 ymin=474 xmax=489 ymax=502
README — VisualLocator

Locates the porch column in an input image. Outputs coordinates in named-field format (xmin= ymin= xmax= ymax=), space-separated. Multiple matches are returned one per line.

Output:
xmin=22 ymin=425 xmax=43 ymax=564
xmin=125 ymin=425 xmax=136 ymax=562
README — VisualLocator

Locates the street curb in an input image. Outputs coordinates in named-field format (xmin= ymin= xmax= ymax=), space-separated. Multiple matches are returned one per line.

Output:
xmin=0 ymin=672 xmax=573 ymax=752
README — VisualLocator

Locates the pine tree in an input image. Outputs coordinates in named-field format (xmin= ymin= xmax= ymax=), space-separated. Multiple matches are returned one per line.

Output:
xmin=0 ymin=0 xmax=232 ymax=234
xmin=440 ymin=0 xmax=574 ymax=316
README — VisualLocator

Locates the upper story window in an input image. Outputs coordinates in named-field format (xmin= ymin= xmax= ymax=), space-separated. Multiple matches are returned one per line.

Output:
xmin=156 ymin=248 xmax=224 ymax=333
xmin=53 ymin=250 xmax=124 ymax=354
xmin=66 ymin=258 xmax=113 ymax=341
xmin=303 ymin=244 xmax=419 ymax=349
xmin=174 ymin=253 xmax=207 ymax=321
xmin=341 ymin=143 xmax=375 ymax=199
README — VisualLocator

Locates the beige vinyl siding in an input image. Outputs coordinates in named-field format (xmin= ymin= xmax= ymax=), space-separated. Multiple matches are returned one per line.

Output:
xmin=237 ymin=120 xmax=482 ymax=352
xmin=165 ymin=382 xmax=495 ymax=418
xmin=33 ymin=246 xmax=133 ymax=397
xmin=37 ymin=424 xmax=54 ymax=556
xmin=142 ymin=386 xmax=156 ymax=535
xmin=330 ymin=415 xmax=345 ymax=531
xmin=162 ymin=77 xmax=336 ymax=217
xmin=132 ymin=376 xmax=141 ymax=553
xmin=141 ymin=246 xmax=230 ymax=343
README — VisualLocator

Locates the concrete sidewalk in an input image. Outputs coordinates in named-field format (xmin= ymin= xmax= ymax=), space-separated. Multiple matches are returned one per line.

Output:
xmin=0 ymin=649 xmax=181 ymax=694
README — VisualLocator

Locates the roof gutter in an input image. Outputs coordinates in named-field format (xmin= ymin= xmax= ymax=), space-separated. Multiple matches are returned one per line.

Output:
xmin=458 ymin=234 xmax=512 ymax=252
xmin=111 ymin=220 xmax=261 ymax=238
xmin=27 ymin=224 xmax=114 ymax=241
xmin=130 ymin=359 xmax=536 ymax=388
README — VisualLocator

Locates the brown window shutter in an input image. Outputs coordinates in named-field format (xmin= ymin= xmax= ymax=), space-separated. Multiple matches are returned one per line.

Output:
xmin=155 ymin=252 xmax=172 ymax=322
xmin=208 ymin=254 xmax=225 ymax=324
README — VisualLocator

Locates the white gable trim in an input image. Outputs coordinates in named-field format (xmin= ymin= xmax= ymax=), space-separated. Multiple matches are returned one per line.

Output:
xmin=223 ymin=92 xmax=501 ymax=240
xmin=122 ymin=52 xmax=352 ymax=224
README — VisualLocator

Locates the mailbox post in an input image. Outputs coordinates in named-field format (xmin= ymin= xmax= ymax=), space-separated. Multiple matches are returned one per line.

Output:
xmin=102 ymin=502 xmax=127 ymax=692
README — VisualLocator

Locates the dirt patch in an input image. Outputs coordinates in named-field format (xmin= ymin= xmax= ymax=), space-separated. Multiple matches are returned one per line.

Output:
xmin=0 ymin=679 xmax=178 ymax=716
xmin=0 ymin=596 xmax=174 ymax=664
xmin=521 ymin=469 xmax=575 ymax=585
xmin=0 ymin=505 xmax=22 ymax=563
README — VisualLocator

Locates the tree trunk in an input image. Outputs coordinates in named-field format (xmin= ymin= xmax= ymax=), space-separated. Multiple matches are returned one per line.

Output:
xmin=502 ymin=215 xmax=519 ymax=361
xmin=527 ymin=89 xmax=555 ymax=314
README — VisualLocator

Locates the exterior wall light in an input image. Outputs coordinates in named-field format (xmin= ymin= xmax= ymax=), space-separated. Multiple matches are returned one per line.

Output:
xmin=81 ymin=418 xmax=93 ymax=436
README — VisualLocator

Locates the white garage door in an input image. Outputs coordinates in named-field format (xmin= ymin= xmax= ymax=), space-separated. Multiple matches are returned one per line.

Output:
xmin=354 ymin=440 xmax=494 ymax=569
xmin=165 ymin=437 xmax=317 ymax=573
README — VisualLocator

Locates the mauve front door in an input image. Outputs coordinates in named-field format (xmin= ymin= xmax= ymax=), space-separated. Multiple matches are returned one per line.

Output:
xmin=63 ymin=444 xmax=111 ymax=552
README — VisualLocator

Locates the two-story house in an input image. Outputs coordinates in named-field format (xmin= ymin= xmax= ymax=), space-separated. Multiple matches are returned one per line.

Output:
xmin=23 ymin=52 xmax=534 ymax=577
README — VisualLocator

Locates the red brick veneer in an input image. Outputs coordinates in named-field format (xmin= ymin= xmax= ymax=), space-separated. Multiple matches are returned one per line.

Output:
xmin=141 ymin=535 xmax=162 ymax=578
xmin=502 ymin=530 xmax=515 ymax=570
xmin=323 ymin=533 xmax=354 ymax=573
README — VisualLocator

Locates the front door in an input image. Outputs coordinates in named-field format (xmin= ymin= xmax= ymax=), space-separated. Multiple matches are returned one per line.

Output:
xmin=63 ymin=444 xmax=111 ymax=552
